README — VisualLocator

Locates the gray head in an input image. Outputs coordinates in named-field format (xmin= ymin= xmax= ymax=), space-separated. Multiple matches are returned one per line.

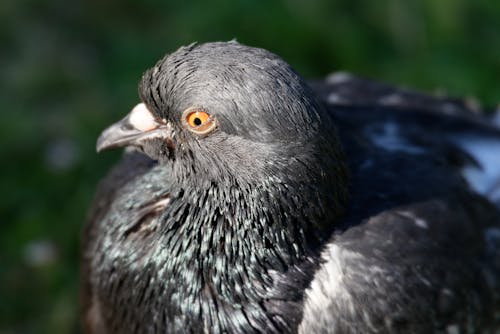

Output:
xmin=98 ymin=41 xmax=347 ymax=191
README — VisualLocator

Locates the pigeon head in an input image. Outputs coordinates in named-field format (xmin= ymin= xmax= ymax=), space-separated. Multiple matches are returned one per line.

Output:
xmin=97 ymin=42 xmax=347 ymax=190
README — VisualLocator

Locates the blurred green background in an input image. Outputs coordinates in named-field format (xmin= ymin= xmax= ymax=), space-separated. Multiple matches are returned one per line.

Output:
xmin=1 ymin=0 xmax=499 ymax=332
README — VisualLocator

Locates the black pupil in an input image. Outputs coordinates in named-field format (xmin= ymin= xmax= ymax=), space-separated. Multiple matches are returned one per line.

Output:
xmin=193 ymin=117 xmax=202 ymax=126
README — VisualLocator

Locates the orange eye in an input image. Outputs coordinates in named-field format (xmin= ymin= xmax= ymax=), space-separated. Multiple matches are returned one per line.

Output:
xmin=182 ymin=108 xmax=217 ymax=135
xmin=187 ymin=111 xmax=210 ymax=127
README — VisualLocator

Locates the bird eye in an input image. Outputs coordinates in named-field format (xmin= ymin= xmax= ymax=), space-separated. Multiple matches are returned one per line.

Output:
xmin=182 ymin=108 xmax=217 ymax=135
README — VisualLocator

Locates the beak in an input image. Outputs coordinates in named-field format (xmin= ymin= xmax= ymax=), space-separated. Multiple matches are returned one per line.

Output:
xmin=96 ymin=103 xmax=173 ymax=153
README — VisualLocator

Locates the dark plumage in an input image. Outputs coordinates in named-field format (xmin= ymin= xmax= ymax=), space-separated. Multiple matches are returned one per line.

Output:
xmin=82 ymin=41 xmax=500 ymax=333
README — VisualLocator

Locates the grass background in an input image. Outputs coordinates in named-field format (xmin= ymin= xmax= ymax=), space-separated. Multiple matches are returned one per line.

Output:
xmin=1 ymin=0 xmax=500 ymax=332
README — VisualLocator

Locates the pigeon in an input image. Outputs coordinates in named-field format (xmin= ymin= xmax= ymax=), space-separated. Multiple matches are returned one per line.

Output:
xmin=82 ymin=41 xmax=500 ymax=333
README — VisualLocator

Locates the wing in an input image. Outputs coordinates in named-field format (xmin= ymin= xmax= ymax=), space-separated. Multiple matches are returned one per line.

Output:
xmin=309 ymin=72 xmax=482 ymax=115
xmin=299 ymin=72 xmax=500 ymax=333
xmin=311 ymin=72 xmax=500 ymax=210
xmin=299 ymin=198 xmax=500 ymax=333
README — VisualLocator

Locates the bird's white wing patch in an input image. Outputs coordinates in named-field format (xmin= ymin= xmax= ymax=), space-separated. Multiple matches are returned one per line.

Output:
xmin=364 ymin=121 xmax=426 ymax=154
xmin=396 ymin=210 xmax=429 ymax=229
xmin=327 ymin=93 xmax=344 ymax=104
xmin=454 ymin=136 xmax=500 ymax=206
xmin=299 ymin=244 xmax=371 ymax=333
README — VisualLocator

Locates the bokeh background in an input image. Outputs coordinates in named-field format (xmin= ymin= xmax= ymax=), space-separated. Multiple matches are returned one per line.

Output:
xmin=1 ymin=0 xmax=499 ymax=332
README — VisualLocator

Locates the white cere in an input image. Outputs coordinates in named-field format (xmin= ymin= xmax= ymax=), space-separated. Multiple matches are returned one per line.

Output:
xmin=129 ymin=103 xmax=159 ymax=132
